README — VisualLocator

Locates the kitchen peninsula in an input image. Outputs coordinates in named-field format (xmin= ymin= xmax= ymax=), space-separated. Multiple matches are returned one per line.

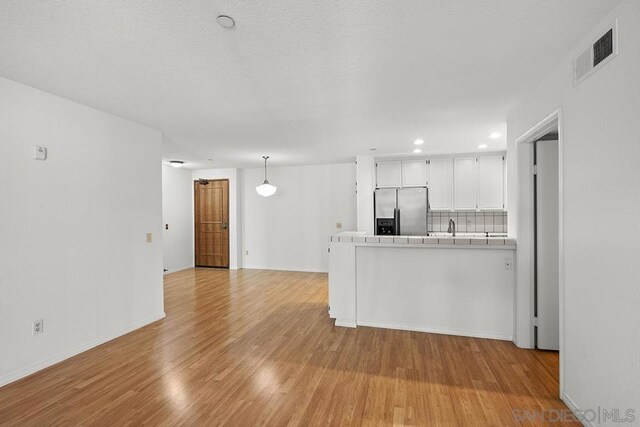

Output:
xmin=328 ymin=232 xmax=516 ymax=341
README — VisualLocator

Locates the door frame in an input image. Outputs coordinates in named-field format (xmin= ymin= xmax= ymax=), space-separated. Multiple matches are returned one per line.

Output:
xmin=193 ymin=178 xmax=230 ymax=268
xmin=515 ymin=109 xmax=565 ymax=396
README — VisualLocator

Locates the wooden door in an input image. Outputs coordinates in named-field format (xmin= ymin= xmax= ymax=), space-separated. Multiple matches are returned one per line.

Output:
xmin=194 ymin=179 xmax=229 ymax=268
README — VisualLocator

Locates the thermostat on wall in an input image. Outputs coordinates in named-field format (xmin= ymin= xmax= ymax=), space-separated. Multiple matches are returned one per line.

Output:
xmin=33 ymin=145 xmax=47 ymax=160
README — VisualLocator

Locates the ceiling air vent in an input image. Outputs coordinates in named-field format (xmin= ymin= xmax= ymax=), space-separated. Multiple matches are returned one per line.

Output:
xmin=573 ymin=20 xmax=618 ymax=86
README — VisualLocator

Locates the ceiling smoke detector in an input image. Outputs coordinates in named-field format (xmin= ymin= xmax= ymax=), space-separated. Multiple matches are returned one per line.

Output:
xmin=217 ymin=15 xmax=235 ymax=29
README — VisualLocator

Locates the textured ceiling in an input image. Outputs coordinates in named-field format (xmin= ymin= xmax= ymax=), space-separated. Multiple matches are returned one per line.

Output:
xmin=0 ymin=0 xmax=620 ymax=168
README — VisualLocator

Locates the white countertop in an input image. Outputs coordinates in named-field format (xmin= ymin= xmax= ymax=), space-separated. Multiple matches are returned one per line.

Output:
xmin=330 ymin=231 xmax=516 ymax=248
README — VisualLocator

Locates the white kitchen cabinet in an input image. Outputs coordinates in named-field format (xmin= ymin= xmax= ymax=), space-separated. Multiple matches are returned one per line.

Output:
xmin=376 ymin=161 xmax=402 ymax=188
xmin=401 ymin=160 xmax=427 ymax=187
xmin=477 ymin=155 xmax=504 ymax=210
xmin=427 ymin=158 xmax=453 ymax=210
xmin=453 ymin=157 xmax=477 ymax=210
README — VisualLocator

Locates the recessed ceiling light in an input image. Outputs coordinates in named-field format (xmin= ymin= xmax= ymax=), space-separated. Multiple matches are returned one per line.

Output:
xmin=489 ymin=132 xmax=502 ymax=139
xmin=217 ymin=15 xmax=235 ymax=29
xmin=478 ymin=144 xmax=488 ymax=149
xmin=413 ymin=148 xmax=422 ymax=154
xmin=413 ymin=139 xmax=425 ymax=145
xmin=169 ymin=160 xmax=185 ymax=168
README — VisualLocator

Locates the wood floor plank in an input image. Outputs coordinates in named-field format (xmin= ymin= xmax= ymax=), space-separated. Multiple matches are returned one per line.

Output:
xmin=0 ymin=268 xmax=577 ymax=426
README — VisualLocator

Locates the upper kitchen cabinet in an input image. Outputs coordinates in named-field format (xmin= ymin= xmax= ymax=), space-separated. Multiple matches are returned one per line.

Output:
xmin=376 ymin=161 xmax=402 ymax=188
xmin=427 ymin=158 xmax=453 ymax=210
xmin=477 ymin=155 xmax=504 ymax=210
xmin=453 ymin=157 xmax=477 ymax=210
xmin=401 ymin=160 xmax=427 ymax=187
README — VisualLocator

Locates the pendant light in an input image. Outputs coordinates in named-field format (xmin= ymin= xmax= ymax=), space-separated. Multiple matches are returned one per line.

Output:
xmin=255 ymin=156 xmax=277 ymax=197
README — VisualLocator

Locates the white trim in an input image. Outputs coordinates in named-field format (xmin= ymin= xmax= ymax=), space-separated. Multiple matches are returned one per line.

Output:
xmin=516 ymin=116 xmax=558 ymax=146
xmin=514 ymin=108 xmax=565 ymax=398
xmin=562 ymin=392 xmax=594 ymax=427
xmin=163 ymin=265 xmax=193 ymax=275
xmin=0 ymin=311 xmax=166 ymax=388
xmin=241 ymin=266 xmax=328 ymax=273
xmin=356 ymin=321 xmax=513 ymax=341
xmin=335 ymin=319 xmax=357 ymax=328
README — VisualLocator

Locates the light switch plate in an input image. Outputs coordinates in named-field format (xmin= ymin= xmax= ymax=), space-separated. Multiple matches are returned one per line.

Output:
xmin=33 ymin=146 xmax=47 ymax=160
xmin=146 ymin=233 xmax=153 ymax=243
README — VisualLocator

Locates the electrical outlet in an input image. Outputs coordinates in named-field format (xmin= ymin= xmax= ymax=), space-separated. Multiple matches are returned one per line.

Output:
xmin=146 ymin=233 xmax=153 ymax=243
xmin=504 ymin=258 xmax=513 ymax=270
xmin=33 ymin=145 xmax=47 ymax=160
xmin=245 ymin=250 xmax=249 ymax=256
xmin=336 ymin=222 xmax=342 ymax=229
xmin=33 ymin=319 xmax=43 ymax=335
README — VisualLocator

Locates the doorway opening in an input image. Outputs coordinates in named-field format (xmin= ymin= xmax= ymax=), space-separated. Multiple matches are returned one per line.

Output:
xmin=194 ymin=179 xmax=230 ymax=268
xmin=516 ymin=109 xmax=564 ymax=396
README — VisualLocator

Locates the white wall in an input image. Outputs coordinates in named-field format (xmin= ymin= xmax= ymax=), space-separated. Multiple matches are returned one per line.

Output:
xmin=191 ymin=168 xmax=243 ymax=270
xmin=507 ymin=0 xmax=640 ymax=416
xmin=0 ymin=76 xmax=164 ymax=387
xmin=162 ymin=165 xmax=194 ymax=273
xmin=243 ymin=163 xmax=356 ymax=272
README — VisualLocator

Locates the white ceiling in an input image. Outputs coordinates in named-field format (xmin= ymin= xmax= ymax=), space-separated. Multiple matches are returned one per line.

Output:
xmin=0 ymin=0 xmax=620 ymax=168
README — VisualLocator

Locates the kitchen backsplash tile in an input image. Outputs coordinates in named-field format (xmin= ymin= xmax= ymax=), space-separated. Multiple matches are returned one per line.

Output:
xmin=428 ymin=211 xmax=508 ymax=234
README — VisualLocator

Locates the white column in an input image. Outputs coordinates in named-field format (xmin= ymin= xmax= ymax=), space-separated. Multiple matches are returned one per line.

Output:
xmin=356 ymin=154 xmax=375 ymax=234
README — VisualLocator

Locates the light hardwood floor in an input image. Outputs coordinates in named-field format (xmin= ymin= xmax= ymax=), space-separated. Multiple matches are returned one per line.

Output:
xmin=0 ymin=268 xmax=576 ymax=426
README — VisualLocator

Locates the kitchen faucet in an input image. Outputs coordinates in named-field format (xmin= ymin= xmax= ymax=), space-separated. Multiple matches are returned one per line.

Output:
xmin=447 ymin=219 xmax=456 ymax=236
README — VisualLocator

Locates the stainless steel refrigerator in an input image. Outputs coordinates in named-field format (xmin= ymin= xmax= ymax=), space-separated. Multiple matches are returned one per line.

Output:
xmin=374 ymin=187 xmax=429 ymax=236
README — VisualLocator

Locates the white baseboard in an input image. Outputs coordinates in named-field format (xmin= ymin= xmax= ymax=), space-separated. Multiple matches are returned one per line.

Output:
xmin=561 ymin=392 xmax=591 ymax=427
xmin=335 ymin=319 xmax=357 ymax=328
xmin=163 ymin=265 xmax=193 ymax=275
xmin=356 ymin=320 xmax=513 ymax=341
xmin=241 ymin=265 xmax=328 ymax=274
xmin=0 ymin=311 xmax=166 ymax=389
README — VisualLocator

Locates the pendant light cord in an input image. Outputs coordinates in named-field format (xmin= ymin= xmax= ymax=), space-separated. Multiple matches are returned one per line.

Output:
xmin=263 ymin=156 xmax=269 ymax=183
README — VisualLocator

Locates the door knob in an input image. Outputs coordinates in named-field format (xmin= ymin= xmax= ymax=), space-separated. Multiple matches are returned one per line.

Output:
xmin=222 ymin=223 xmax=228 ymax=229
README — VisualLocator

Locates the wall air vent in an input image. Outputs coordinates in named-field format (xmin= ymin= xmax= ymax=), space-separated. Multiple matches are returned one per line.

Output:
xmin=593 ymin=29 xmax=614 ymax=66
xmin=573 ymin=20 xmax=618 ymax=86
